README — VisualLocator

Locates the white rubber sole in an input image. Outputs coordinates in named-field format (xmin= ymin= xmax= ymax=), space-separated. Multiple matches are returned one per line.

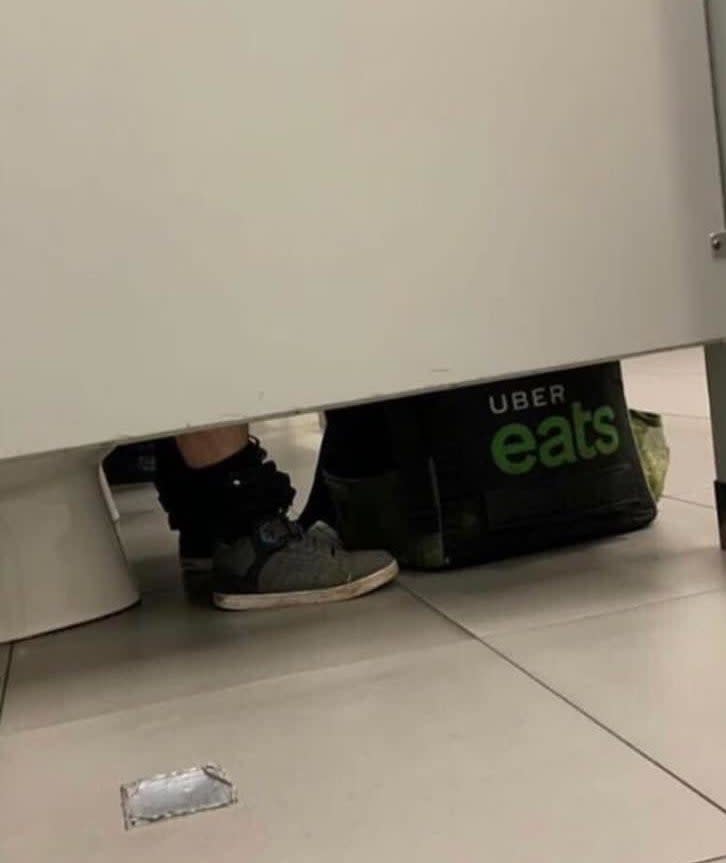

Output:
xmin=212 ymin=560 xmax=399 ymax=611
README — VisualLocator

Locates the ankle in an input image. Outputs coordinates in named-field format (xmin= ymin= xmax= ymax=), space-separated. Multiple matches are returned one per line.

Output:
xmin=154 ymin=438 xmax=297 ymax=544
xmin=175 ymin=427 xmax=250 ymax=469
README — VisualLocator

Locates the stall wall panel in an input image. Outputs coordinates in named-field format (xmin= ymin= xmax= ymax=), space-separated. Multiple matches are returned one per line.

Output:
xmin=1 ymin=0 xmax=724 ymax=458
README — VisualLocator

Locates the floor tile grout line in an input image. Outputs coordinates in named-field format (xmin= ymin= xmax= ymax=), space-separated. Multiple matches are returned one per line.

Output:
xmin=0 ymin=644 xmax=14 ymax=726
xmin=400 ymin=578 xmax=726 ymax=641
xmin=658 ymin=411 xmax=711 ymax=421
xmin=397 ymin=581 xmax=726 ymax=818
xmin=0 ymin=590 xmax=469 ymax=737
xmin=663 ymin=494 xmax=716 ymax=512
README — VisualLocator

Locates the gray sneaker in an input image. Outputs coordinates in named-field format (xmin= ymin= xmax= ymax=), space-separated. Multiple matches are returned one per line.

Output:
xmin=212 ymin=517 xmax=399 ymax=610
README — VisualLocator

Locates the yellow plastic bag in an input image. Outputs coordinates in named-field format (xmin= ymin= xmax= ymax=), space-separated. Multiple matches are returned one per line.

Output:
xmin=630 ymin=411 xmax=670 ymax=502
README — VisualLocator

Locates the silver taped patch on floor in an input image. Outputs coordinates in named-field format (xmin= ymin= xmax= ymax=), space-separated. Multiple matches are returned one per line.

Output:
xmin=120 ymin=764 xmax=238 ymax=830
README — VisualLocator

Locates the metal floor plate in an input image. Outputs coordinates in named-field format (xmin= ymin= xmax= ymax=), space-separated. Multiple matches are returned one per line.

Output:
xmin=120 ymin=764 xmax=237 ymax=830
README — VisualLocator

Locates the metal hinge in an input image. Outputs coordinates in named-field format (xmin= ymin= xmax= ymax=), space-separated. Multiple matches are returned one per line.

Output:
xmin=711 ymin=232 xmax=726 ymax=257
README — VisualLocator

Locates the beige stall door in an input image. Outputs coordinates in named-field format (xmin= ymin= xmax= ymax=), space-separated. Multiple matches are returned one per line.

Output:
xmin=1 ymin=0 xmax=725 ymax=459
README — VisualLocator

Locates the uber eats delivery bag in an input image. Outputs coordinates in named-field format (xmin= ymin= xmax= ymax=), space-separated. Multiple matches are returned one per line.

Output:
xmin=300 ymin=363 xmax=658 ymax=569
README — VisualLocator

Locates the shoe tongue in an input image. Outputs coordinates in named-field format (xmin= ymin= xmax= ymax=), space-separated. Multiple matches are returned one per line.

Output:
xmin=307 ymin=521 xmax=342 ymax=548
xmin=254 ymin=516 xmax=295 ymax=550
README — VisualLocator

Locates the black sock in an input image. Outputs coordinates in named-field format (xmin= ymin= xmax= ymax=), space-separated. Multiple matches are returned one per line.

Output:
xmin=155 ymin=438 xmax=296 ymax=542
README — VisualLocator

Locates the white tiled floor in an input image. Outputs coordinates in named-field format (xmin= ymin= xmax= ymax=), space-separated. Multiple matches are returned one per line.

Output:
xmin=3 ymin=348 xmax=726 ymax=863
xmin=657 ymin=415 xmax=715 ymax=507
xmin=623 ymin=349 xmax=711 ymax=419
xmin=6 ymin=642 xmax=726 ymax=863
xmin=3 ymin=585 xmax=465 ymax=733
xmin=491 ymin=590 xmax=726 ymax=810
